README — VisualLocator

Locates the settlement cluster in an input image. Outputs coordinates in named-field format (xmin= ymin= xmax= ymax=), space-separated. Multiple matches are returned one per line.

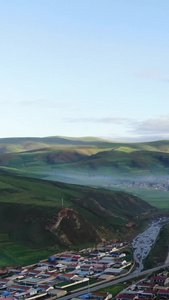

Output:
xmin=0 ymin=242 xmax=131 ymax=300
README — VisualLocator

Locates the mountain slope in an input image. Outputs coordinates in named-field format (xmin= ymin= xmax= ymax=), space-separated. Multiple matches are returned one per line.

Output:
xmin=2 ymin=137 xmax=169 ymax=212
xmin=0 ymin=172 xmax=154 ymax=266
xmin=0 ymin=136 xmax=110 ymax=153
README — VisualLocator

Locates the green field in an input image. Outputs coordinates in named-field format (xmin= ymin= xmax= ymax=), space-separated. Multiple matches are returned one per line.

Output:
xmin=108 ymin=186 xmax=169 ymax=210
xmin=98 ymin=284 xmax=128 ymax=297
xmin=0 ymin=241 xmax=52 ymax=267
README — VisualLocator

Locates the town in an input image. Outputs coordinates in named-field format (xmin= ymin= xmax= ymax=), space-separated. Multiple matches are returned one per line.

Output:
xmin=110 ymin=176 xmax=169 ymax=192
xmin=0 ymin=242 xmax=132 ymax=300
xmin=0 ymin=234 xmax=169 ymax=300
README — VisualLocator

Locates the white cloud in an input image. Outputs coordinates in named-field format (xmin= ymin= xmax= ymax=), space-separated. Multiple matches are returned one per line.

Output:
xmin=110 ymin=134 xmax=169 ymax=143
xmin=130 ymin=116 xmax=169 ymax=136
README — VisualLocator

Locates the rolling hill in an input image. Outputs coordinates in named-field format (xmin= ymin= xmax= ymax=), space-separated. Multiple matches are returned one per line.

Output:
xmin=0 ymin=171 xmax=154 ymax=267
xmin=2 ymin=137 xmax=169 ymax=207
xmin=1 ymin=138 xmax=169 ymax=188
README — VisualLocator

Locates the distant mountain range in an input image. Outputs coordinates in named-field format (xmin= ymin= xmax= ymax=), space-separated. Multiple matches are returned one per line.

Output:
xmin=1 ymin=136 xmax=169 ymax=186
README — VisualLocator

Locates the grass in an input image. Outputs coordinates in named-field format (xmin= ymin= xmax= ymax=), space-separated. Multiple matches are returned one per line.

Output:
xmin=2 ymin=138 xmax=169 ymax=269
xmin=0 ymin=241 xmax=53 ymax=267
xmin=116 ymin=147 xmax=137 ymax=153
xmin=0 ymin=172 xmax=154 ymax=268
xmin=98 ymin=284 xmax=128 ymax=297
xmin=110 ymin=186 xmax=169 ymax=209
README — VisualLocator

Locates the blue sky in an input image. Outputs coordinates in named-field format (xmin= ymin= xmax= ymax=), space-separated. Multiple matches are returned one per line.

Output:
xmin=1 ymin=0 xmax=169 ymax=141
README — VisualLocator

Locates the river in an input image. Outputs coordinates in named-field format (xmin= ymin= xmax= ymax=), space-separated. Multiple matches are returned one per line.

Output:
xmin=132 ymin=217 xmax=169 ymax=273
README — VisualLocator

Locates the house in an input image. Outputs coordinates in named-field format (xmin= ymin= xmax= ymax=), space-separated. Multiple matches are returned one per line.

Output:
xmin=48 ymin=256 xmax=57 ymax=262
xmin=57 ymin=273 xmax=77 ymax=281
xmin=7 ymin=285 xmax=30 ymax=293
xmin=80 ymin=265 xmax=94 ymax=272
xmin=77 ymin=292 xmax=112 ymax=300
xmin=89 ymin=252 xmax=104 ymax=258
xmin=24 ymin=269 xmax=43 ymax=277
xmin=151 ymin=276 xmax=167 ymax=285
xmin=37 ymin=285 xmax=53 ymax=293
xmin=98 ymin=274 xmax=114 ymax=280
xmin=66 ymin=263 xmax=80 ymax=270
xmin=14 ymin=288 xmax=38 ymax=299
xmin=109 ymin=252 xmax=120 ymax=257
xmin=135 ymin=283 xmax=156 ymax=290
xmin=37 ymin=261 xmax=59 ymax=270
xmin=21 ymin=277 xmax=44 ymax=286
xmin=104 ymin=267 xmax=126 ymax=276
xmin=58 ymin=253 xmax=82 ymax=261
xmin=90 ymin=292 xmax=112 ymax=299
xmin=104 ymin=246 xmax=116 ymax=253
xmin=93 ymin=265 xmax=106 ymax=272
xmin=108 ymin=242 xmax=123 ymax=248
xmin=157 ymin=289 xmax=169 ymax=297
xmin=137 ymin=290 xmax=156 ymax=298
xmin=0 ymin=279 xmax=11 ymax=289
xmin=47 ymin=288 xmax=67 ymax=297
xmin=74 ymin=270 xmax=92 ymax=277
xmin=115 ymin=294 xmax=136 ymax=300
xmin=114 ymin=259 xmax=127 ymax=265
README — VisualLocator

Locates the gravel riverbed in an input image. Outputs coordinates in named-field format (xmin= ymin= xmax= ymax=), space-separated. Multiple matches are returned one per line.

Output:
xmin=132 ymin=217 xmax=169 ymax=273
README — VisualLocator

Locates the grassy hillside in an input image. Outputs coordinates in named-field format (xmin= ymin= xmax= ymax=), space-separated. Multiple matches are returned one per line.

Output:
xmin=4 ymin=148 xmax=169 ymax=191
xmin=1 ymin=141 xmax=169 ymax=176
xmin=1 ymin=137 xmax=169 ymax=210
xmin=2 ymin=148 xmax=169 ymax=175
xmin=0 ymin=136 xmax=111 ymax=153
xmin=2 ymin=136 xmax=169 ymax=155
xmin=0 ymin=172 xmax=154 ymax=267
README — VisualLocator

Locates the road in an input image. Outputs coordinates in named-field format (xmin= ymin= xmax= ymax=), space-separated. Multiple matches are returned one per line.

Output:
xmin=59 ymin=263 xmax=169 ymax=300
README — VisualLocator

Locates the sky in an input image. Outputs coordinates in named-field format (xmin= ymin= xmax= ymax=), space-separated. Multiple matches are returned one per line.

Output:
xmin=1 ymin=0 xmax=169 ymax=142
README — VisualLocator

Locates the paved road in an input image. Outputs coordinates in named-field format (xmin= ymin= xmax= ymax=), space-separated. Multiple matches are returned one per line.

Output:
xmin=59 ymin=263 xmax=169 ymax=300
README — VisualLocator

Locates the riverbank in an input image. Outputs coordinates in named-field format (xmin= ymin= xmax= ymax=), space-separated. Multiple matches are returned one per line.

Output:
xmin=144 ymin=222 xmax=169 ymax=269
xmin=132 ymin=217 xmax=169 ymax=272
xmin=165 ymin=245 xmax=169 ymax=264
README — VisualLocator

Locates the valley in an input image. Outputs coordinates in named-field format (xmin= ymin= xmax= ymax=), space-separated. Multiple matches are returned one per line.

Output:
xmin=2 ymin=137 xmax=169 ymax=209
xmin=2 ymin=1 xmax=168 ymax=298
xmin=0 ymin=172 xmax=154 ymax=267
xmin=0 ymin=137 xmax=169 ymax=268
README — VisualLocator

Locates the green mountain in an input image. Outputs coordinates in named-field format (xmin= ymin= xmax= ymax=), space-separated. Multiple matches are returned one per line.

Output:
xmin=1 ymin=138 xmax=169 ymax=187
xmin=2 ymin=136 xmax=169 ymax=208
xmin=0 ymin=172 xmax=154 ymax=267
xmin=0 ymin=136 xmax=110 ymax=153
